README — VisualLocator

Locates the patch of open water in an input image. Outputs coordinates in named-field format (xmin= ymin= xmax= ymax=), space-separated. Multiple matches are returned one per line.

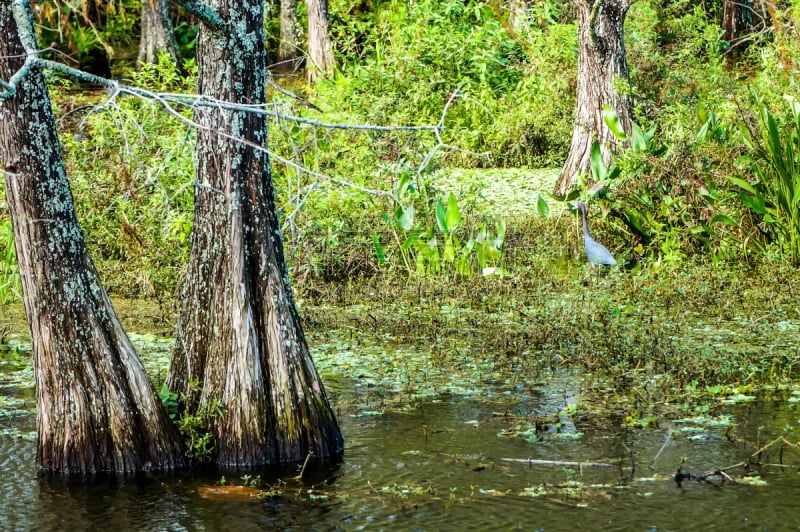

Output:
xmin=1 ymin=314 xmax=800 ymax=530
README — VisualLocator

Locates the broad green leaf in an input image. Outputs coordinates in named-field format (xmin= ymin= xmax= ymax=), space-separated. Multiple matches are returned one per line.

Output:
xmin=710 ymin=214 xmax=739 ymax=227
xmin=740 ymin=193 xmax=768 ymax=215
xmin=630 ymin=121 xmax=646 ymax=152
xmin=395 ymin=173 xmax=412 ymax=196
xmin=371 ymin=234 xmax=385 ymax=264
xmin=697 ymin=102 xmax=708 ymax=124
xmin=603 ymin=104 xmax=627 ymax=141
xmin=697 ymin=119 xmax=710 ymax=142
xmin=443 ymin=237 xmax=455 ymax=262
xmin=397 ymin=204 xmax=415 ymax=231
xmin=497 ymin=220 xmax=506 ymax=245
xmin=401 ymin=227 xmax=420 ymax=249
xmin=536 ymin=194 xmax=550 ymax=218
xmin=446 ymin=192 xmax=462 ymax=231
xmin=435 ymin=200 xmax=448 ymax=233
xmin=590 ymin=141 xmax=607 ymax=181
xmin=728 ymin=177 xmax=757 ymax=196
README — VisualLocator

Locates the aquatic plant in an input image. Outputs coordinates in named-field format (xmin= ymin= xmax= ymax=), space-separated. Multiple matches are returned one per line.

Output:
xmin=733 ymin=98 xmax=800 ymax=265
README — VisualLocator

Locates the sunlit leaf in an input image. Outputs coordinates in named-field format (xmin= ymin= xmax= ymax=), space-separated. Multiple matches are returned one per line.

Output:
xmin=372 ymin=233 xmax=385 ymax=264
xmin=536 ymin=194 xmax=549 ymax=218
xmin=446 ymin=192 xmax=462 ymax=231
xmin=602 ymin=104 xmax=626 ymax=141
xmin=590 ymin=141 xmax=607 ymax=182
xmin=630 ymin=121 xmax=646 ymax=152
xmin=710 ymin=214 xmax=738 ymax=227
xmin=435 ymin=200 xmax=448 ymax=233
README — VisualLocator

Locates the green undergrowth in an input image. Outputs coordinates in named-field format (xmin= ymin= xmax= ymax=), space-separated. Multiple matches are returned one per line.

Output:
xmin=296 ymin=257 xmax=800 ymax=395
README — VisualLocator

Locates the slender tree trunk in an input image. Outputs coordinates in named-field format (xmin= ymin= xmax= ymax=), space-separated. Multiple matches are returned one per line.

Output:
xmin=138 ymin=0 xmax=181 ymax=65
xmin=277 ymin=0 xmax=300 ymax=64
xmin=306 ymin=0 xmax=334 ymax=81
xmin=554 ymin=0 xmax=632 ymax=196
xmin=508 ymin=0 xmax=529 ymax=33
xmin=0 ymin=1 xmax=185 ymax=475
xmin=167 ymin=0 xmax=343 ymax=467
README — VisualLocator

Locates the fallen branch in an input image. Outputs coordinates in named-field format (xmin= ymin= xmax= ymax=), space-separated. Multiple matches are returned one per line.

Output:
xmin=501 ymin=457 xmax=615 ymax=468
xmin=648 ymin=432 xmax=672 ymax=471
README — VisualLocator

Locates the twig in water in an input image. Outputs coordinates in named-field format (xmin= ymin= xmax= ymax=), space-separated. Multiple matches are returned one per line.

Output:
xmin=648 ymin=432 xmax=672 ymax=471
xmin=287 ymin=452 xmax=313 ymax=481
xmin=501 ymin=457 xmax=615 ymax=468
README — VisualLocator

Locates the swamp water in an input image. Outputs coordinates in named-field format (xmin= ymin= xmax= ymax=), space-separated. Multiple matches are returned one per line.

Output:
xmin=1 ymin=310 xmax=800 ymax=530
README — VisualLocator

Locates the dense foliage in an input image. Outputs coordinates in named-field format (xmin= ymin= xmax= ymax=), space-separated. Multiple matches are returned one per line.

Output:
xmin=1 ymin=0 xmax=799 ymax=299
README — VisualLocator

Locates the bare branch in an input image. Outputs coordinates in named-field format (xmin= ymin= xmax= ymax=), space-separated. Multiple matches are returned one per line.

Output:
xmin=168 ymin=0 xmax=226 ymax=32
xmin=501 ymin=457 xmax=615 ymax=468
xmin=0 ymin=0 xmax=39 ymax=99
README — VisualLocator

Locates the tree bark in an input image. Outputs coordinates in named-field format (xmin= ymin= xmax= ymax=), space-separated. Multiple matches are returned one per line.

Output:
xmin=277 ymin=0 xmax=300 ymax=65
xmin=138 ymin=0 xmax=181 ymax=65
xmin=167 ymin=0 xmax=343 ymax=467
xmin=554 ymin=0 xmax=633 ymax=196
xmin=0 ymin=1 xmax=185 ymax=475
xmin=306 ymin=0 xmax=334 ymax=81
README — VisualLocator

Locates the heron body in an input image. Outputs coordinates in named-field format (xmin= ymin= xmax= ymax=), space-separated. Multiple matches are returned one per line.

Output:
xmin=577 ymin=202 xmax=616 ymax=267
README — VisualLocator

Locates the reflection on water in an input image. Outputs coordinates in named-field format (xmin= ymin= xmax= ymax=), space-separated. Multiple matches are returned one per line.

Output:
xmin=2 ymin=387 xmax=800 ymax=531
xmin=2 ymin=319 xmax=800 ymax=532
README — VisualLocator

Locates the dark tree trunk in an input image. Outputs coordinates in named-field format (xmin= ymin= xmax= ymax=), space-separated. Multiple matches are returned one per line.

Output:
xmin=0 ymin=2 xmax=185 ymax=475
xmin=555 ymin=0 xmax=633 ymax=196
xmin=722 ymin=0 xmax=766 ymax=55
xmin=167 ymin=0 xmax=343 ymax=467
xmin=138 ymin=0 xmax=181 ymax=65
xmin=306 ymin=0 xmax=334 ymax=81
xmin=278 ymin=0 xmax=300 ymax=64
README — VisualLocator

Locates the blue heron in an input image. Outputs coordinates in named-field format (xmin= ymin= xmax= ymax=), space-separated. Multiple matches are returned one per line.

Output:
xmin=576 ymin=202 xmax=617 ymax=267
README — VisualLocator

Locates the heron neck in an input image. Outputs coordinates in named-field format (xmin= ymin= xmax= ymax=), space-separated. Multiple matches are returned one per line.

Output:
xmin=581 ymin=209 xmax=591 ymax=239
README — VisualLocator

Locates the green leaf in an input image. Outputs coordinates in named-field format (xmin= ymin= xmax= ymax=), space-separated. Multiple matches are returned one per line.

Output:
xmin=630 ymin=121 xmax=646 ymax=153
xmin=401 ymin=227 xmax=421 ymax=249
xmin=443 ymin=236 xmax=455 ymax=262
xmin=496 ymin=220 xmax=506 ymax=246
xmin=446 ymin=192 xmax=461 ymax=231
xmin=728 ymin=177 xmax=757 ymax=196
xmin=710 ymin=214 xmax=739 ymax=227
xmin=590 ymin=140 xmax=607 ymax=182
xmin=395 ymin=173 xmax=413 ymax=197
xmin=536 ymin=194 xmax=550 ymax=218
xmin=602 ymin=104 xmax=627 ymax=141
xmin=396 ymin=204 xmax=415 ymax=231
xmin=740 ymin=193 xmax=768 ymax=215
xmin=697 ymin=119 xmax=710 ymax=142
xmin=697 ymin=102 xmax=708 ymax=124
xmin=435 ymin=200 xmax=448 ymax=233
xmin=371 ymin=234 xmax=385 ymax=264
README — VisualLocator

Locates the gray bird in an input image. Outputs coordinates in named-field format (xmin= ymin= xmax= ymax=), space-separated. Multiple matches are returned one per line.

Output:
xmin=576 ymin=202 xmax=617 ymax=267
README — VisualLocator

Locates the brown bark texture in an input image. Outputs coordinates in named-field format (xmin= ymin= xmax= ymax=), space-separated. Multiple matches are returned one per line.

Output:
xmin=306 ymin=0 xmax=334 ymax=81
xmin=0 ymin=2 xmax=185 ymax=475
xmin=278 ymin=0 xmax=300 ymax=63
xmin=138 ymin=0 xmax=181 ymax=65
xmin=555 ymin=0 xmax=633 ymax=196
xmin=167 ymin=0 xmax=343 ymax=467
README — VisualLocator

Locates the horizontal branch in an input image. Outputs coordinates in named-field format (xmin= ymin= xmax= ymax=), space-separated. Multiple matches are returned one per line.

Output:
xmin=501 ymin=457 xmax=616 ymax=468
xmin=169 ymin=0 xmax=226 ymax=32
xmin=158 ymin=93 xmax=437 ymax=132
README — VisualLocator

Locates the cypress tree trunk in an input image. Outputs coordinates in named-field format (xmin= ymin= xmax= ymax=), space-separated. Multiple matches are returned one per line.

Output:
xmin=306 ymin=0 xmax=334 ymax=81
xmin=278 ymin=0 xmax=300 ymax=64
xmin=138 ymin=0 xmax=181 ymax=65
xmin=554 ymin=0 xmax=632 ymax=196
xmin=167 ymin=0 xmax=343 ymax=467
xmin=0 ymin=1 xmax=185 ymax=475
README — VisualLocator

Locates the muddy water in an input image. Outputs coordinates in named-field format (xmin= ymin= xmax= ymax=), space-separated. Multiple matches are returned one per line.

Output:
xmin=1 ymin=318 xmax=800 ymax=529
